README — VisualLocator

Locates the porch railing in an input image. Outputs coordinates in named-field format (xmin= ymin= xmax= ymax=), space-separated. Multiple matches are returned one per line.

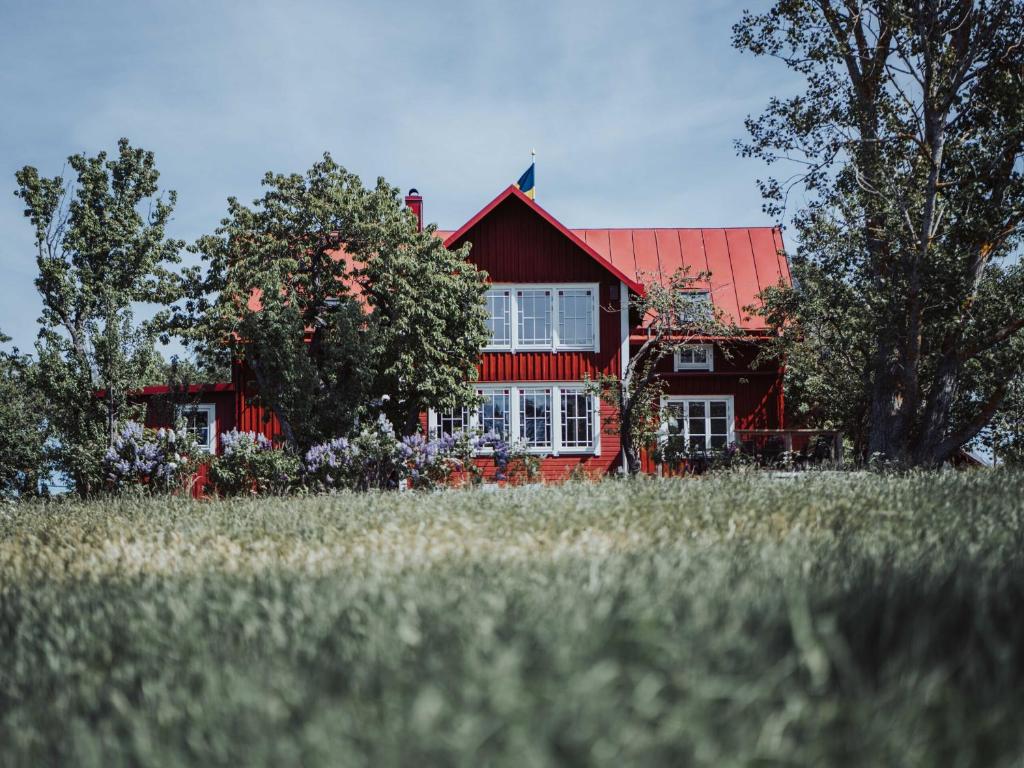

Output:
xmin=734 ymin=429 xmax=844 ymax=468
xmin=654 ymin=429 xmax=844 ymax=476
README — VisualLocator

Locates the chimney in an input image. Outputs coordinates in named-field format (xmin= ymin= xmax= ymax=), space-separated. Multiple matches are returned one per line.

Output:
xmin=405 ymin=188 xmax=423 ymax=231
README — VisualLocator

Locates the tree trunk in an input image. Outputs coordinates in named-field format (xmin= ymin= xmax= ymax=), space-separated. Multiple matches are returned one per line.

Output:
xmin=619 ymin=395 xmax=643 ymax=475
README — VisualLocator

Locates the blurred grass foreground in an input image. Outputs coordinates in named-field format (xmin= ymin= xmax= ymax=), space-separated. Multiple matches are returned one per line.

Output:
xmin=2 ymin=473 xmax=1024 ymax=766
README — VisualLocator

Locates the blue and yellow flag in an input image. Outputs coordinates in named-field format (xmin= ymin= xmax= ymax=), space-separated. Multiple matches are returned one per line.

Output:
xmin=515 ymin=163 xmax=535 ymax=199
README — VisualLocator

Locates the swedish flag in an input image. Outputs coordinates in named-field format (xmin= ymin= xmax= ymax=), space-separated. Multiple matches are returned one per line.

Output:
xmin=515 ymin=162 xmax=535 ymax=200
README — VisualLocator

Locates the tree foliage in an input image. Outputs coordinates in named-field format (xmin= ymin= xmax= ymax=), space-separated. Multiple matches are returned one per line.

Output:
xmin=14 ymin=139 xmax=182 ymax=494
xmin=0 ymin=335 xmax=49 ymax=497
xmin=735 ymin=0 xmax=1024 ymax=465
xmin=183 ymin=154 xmax=489 ymax=450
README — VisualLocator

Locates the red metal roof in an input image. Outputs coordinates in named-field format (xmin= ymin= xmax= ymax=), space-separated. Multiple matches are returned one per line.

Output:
xmin=574 ymin=227 xmax=789 ymax=329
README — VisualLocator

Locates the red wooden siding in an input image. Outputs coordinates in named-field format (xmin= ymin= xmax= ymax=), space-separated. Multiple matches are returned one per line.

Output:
xmin=233 ymin=361 xmax=282 ymax=440
xmin=450 ymin=193 xmax=624 ymax=383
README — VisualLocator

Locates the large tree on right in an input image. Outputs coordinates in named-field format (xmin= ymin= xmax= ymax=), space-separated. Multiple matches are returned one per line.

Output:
xmin=735 ymin=1 xmax=1024 ymax=466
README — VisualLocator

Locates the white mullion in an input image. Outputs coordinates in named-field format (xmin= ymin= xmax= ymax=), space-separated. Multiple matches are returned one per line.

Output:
xmin=551 ymin=288 xmax=560 ymax=352
xmin=510 ymin=290 xmax=519 ymax=351
xmin=552 ymin=385 xmax=562 ymax=455
xmin=592 ymin=392 xmax=601 ymax=456
xmin=510 ymin=385 xmax=521 ymax=444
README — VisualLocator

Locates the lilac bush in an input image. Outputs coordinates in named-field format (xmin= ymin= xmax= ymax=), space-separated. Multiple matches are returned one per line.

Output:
xmin=302 ymin=417 xmax=540 ymax=493
xmin=103 ymin=423 xmax=200 ymax=494
xmin=209 ymin=429 xmax=299 ymax=496
xmin=472 ymin=431 xmax=539 ymax=483
xmin=303 ymin=437 xmax=354 ymax=490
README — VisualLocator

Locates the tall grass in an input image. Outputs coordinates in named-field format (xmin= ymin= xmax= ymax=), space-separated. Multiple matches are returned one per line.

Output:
xmin=2 ymin=473 xmax=1023 ymax=766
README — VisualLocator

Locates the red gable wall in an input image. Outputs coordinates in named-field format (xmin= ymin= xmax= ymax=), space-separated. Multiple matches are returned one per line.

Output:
xmin=448 ymin=193 xmax=625 ymax=383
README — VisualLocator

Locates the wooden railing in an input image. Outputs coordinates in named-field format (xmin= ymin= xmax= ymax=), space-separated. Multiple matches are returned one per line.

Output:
xmin=653 ymin=429 xmax=844 ymax=476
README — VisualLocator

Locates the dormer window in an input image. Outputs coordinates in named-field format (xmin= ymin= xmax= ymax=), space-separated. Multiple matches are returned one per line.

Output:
xmin=679 ymin=290 xmax=713 ymax=325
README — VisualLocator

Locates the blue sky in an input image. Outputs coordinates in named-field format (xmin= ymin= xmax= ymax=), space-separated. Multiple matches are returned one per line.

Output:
xmin=0 ymin=0 xmax=794 ymax=355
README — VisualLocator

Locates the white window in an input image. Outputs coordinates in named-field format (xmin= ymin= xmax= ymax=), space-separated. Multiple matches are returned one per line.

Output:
xmin=484 ymin=289 xmax=511 ymax=349
xmin=177 ymin=403 xmax=217 ymax=453
xmin=434 ymin=407 xmax=469 ymax=438
xmin=516 ymin=289 xmax=553 ymax=346
xmin=557 ymin=288 xmax=595 ymax=348
xmin=679 ymin=290 xmax=713 ymax=325
xmin=560 ymin=388 xmax=594 ymax=449
xmin=478 ymin=388 xmax=511 ymax=438
xmin=482 ymin=284 xmax=600 ymax=352
xmin=519 ymin=388 xmax=553 ymax=448
xmin=663 ymin=397 xmax=733 ymax=454
xmin=674 ymin=344 xmax=714 ymax=371
xmin=428 ymin=383 xmax=600 ymax=454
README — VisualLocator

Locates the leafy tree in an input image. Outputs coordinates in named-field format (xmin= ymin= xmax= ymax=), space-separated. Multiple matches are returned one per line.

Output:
xmin=0 ymin=335 xmax=49 ymax=497
xmin=184 ymin=154 xmax=489 ymax=450
xmin=735 ymin=1 xmax=1024 ymax=466
xmin=986 ymin=367 xmax=1024 ymax=465
xmin=592 ymin=270 xmax=738 ymax=475
xmin=15 ymin=139 xmax=183 ymax=494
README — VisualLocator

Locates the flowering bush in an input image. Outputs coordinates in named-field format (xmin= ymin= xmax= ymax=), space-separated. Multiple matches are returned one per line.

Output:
xmin=209 ymin=430 xmax=300 ymax=496
xmin=303 ymin=419 xmax=540 ymax=492
xmin=103 ymin=423 xmax=201 ymax=494
xmin=399 ymin=430 xmax=478 ymax=490
xmin=472 ymin=431 xmax=539 ymax=483
xmin=304 ymin=416 xmax=407 ymax=491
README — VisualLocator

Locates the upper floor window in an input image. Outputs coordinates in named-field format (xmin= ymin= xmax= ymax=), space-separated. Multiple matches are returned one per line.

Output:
xmin=484 ymin=289 xmax=511 ymax=347
xmin=674 ymin=344 xmax=714 ymax=371
xmin=679 ymin=290 xmax=713 ymax=326
xmin=517 ymin=289 xmax=552 ymax=346
xmin=483 ymin=284 xmax=599 ymax=352
xmin=557 ymin=288 xmax=595 ymax=347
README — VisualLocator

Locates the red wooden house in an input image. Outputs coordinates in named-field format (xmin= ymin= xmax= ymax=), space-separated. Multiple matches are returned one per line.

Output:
xmin=140 ymin=183 xmax=791 ymax=482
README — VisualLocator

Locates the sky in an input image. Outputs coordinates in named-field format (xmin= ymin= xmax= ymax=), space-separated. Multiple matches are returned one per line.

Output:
xmin=0 ymin=0 xmax=796 ymax=356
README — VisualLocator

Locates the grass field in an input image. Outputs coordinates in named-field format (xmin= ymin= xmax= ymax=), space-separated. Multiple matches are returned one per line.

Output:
xmin=2 ymin=473 xmax=1024 ymax=767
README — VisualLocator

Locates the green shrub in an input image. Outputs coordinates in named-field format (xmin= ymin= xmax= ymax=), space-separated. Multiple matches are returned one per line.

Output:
xmin=208 ymin=430 xmax=300 ymax=496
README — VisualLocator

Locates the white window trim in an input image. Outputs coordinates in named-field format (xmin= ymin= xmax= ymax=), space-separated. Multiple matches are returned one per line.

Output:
xmin=482 ymin=283 xmax=600 ymax=353
xmin=659 ymin=395 xmax=735 ymax=449
xmin=673 ymin=344 xmax=715 ymax=372
xmin=176 ymin=403 xmax=217 ymax=454
xmin=428 ymin=382 xmax=601 ymax=456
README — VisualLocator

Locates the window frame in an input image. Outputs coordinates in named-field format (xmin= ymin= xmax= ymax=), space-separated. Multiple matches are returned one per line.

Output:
xmin=176 ymin=403 xmax=217 ymax=454
xmin=673 ymin=344 xmax=715 ymax=372
xmin=482 ymin=283 xmax=600 ymax=353
xmin=660 ymin=395 xmax=735 ymax=454
xmin=428 ymin=383 xmax=602 ymax=455
xmin=482 ymin=288 xmax=512 ymax=350
xmin=678 ymin=289 xmax=713 ymax=326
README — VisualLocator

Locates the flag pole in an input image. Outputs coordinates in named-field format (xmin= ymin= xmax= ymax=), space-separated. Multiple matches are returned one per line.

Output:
xmin=531 ymin=148 xmax=536 ymax=197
